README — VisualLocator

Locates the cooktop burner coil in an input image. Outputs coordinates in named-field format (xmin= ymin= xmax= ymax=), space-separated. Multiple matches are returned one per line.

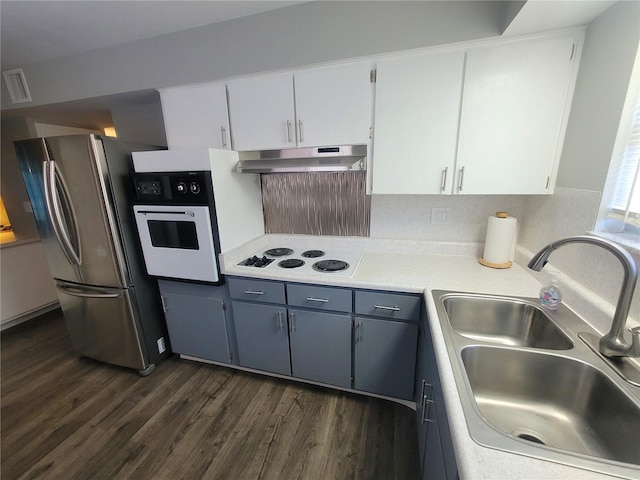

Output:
xmin=312 ymin=259 xmax=349 ymax=272
xmin=264 ymin=247 xmax=293 ymax=257
xmin=302 ymin=250 xmax=325 ymax=258
xmin=278 ymin=259 xmax=305 ymax=269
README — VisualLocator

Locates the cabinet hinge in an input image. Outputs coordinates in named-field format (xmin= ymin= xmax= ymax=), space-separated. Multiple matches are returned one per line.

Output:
xmin=370 ymin=69 xmax=377 ymax=83
xmin=570 ymin=43 xmax=575 ymax=61
xmin=229 ymin=352 xmax=233 ymax=362
xmin=222 ymin=301 xmax=227 ymax=311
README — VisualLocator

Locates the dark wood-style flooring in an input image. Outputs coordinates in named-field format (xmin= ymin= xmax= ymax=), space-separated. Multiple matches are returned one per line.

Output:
xmin=1 ymin=311 xmax=419 ymax=479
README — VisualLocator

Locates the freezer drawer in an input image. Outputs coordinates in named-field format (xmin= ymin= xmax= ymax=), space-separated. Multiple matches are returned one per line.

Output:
xmin=56 ymin=281 xmax=147 ymax=370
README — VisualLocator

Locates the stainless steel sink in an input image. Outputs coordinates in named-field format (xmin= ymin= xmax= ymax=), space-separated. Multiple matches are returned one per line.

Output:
xmin=462 ymin=346 xmax=640 ymax=465
xmin=442 ymin=295 xmax=573 ymax=349
xmin=432 ymin=290 xmax=640 ymax=478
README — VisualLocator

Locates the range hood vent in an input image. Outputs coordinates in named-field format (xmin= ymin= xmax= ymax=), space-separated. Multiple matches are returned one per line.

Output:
xmin=235 ymin=145 xmax=367 ymax=174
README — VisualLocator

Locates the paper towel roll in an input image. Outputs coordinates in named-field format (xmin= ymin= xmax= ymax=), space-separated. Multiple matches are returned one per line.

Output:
xmin=479 ymin=212 xmax=517 ymax=269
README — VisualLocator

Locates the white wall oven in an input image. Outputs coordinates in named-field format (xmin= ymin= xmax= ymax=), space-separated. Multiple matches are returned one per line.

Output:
xmin=133 ymin=171 xmax=221 ymax=283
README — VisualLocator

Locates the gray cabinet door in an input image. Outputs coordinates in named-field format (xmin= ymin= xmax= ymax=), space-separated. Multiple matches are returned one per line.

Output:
xmin=232 ymin=301 xmax=291 ymax=376
xmin=423 ymin=398 xmax=446 ymax=480
xmin=162 ymin=291 xmax=230 ymax=363
xmin=288 ymin=308 xmax=352 ymax=388
xmin=415 ymin=331 xmax=430 ymax=473
xmin=354 ymin=316 xmax=418 ymax=400
xmin=416 ymin=328 xmax=447 ymax=480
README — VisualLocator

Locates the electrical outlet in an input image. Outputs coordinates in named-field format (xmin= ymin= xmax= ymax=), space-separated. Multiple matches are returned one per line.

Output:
xmin=23 ymin=201 xmax=32 ymax=213
xmin=431 ymin=207 xmax=451 ymax=225
xmin=157 ymin=337 xmax=166 ymax=354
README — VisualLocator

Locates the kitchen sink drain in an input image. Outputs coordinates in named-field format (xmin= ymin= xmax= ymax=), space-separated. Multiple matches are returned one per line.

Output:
xmin=511 ymin=428 xmax=550 ymax=447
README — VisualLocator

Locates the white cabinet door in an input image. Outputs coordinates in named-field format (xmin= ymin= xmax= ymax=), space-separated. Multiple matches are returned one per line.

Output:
xmin=160 ymin=83 xmax=231 ymax=149
xmin=372 ymin=51 xmax=464 ymax=194
xmin=456 ymin=35 xmax=577 ymax=194
xmin=294 ymin=62 xmax=372 ymax=147
xmin=227 ymin=73 xmax=296 ymax=151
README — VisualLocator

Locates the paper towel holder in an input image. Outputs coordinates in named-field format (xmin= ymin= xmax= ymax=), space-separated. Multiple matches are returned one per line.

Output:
xmin=479 ymin=211 xmax=515 ymax=269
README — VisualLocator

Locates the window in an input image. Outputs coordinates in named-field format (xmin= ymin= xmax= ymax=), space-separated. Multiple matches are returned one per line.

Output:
xmin=607 ymin=95 xmax=640 ymax=226
xmin=595 ymin=42 xmax=640 ymax=251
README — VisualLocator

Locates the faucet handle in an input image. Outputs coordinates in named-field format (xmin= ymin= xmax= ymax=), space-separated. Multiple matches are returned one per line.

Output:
xmin=628 ymin=326 xmax=640 ymax=335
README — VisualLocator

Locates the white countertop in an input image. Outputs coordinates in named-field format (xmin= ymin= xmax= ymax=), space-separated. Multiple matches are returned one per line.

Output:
xmin=220 ymin=234 xmax=635 ymax=480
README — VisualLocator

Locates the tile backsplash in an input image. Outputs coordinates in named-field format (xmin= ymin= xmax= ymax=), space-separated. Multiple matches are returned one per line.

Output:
xmin=369 ymin=194 xmax=526 ymax=243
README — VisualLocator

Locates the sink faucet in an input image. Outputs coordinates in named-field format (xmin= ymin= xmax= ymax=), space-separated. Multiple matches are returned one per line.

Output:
xmin=528 ymin=235 xmax=640 ymax=358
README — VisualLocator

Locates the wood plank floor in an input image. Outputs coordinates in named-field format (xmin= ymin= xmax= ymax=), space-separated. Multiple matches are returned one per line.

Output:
xmin=1 ymin=311 xmax=420 ymax=479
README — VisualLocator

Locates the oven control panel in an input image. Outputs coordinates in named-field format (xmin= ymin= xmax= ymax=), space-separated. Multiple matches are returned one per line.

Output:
xmin=133 ymin=172 xmax=212 ymax=205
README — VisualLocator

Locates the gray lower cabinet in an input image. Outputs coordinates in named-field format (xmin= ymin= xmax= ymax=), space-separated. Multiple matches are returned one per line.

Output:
xmin=353 ymin=316 xmax=418 ymax=400
xmin=228 ymin=277 xmax=420 ymax=401
xmin=288 ymin=308 xmax=352 ymax=388
xmin=416 ymin=328 xmax=447 ymax=479
xmin=158 ymin=279 xmax=231 ymax=363
xmin=415 ymin=305 xmax=458 ymax=480
xmin=353 ymin=289 xmax=420 ymax=400
xmin=232 ymin=301 xmax=291 ymax=376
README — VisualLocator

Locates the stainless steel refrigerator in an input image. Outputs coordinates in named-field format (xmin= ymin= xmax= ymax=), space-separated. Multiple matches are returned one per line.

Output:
xmin=15 ymin=134 xmax=170 ymax=375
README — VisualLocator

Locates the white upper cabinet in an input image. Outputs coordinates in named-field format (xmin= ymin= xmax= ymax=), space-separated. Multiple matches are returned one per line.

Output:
xmin=372 ymin=51 xmax=465 ymax=194
xmin=455 ymin=35 xmax=578 ymax=194
xmin=227 ymin=62 xmax=373 ymax=151
xmin=160 ymin=83 xmax=231 ymax=149
xmin=293 ymin=62 xmax=373 ymax=147
xmin=227 ymin=72 xmax=296 ymax=151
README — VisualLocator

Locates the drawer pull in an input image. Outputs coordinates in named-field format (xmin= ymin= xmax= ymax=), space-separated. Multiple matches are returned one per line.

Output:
xmin=243 ymin=289 xmax=264 ymax=295
xmin=306 ymin=297 xmax=329 ymax=303
xmin=422 ymin=395 xmax=434 ymax=424
xmin=374 ymin=304 xmax=400 ymax=312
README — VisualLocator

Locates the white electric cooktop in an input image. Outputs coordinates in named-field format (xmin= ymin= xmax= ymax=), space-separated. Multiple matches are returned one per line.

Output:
xmin=236 ymin=246 xmax=363 ymax=278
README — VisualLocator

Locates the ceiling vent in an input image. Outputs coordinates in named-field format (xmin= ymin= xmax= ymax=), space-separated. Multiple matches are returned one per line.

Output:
xmin=3 ymin=68 xmax=32 ymax=104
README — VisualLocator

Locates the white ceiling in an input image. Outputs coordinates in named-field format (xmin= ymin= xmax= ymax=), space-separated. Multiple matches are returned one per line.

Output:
xmin=0 ymin=1 xmax=306 ymax=70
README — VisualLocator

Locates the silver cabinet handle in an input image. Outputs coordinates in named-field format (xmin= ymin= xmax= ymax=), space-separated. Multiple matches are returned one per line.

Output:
xmin=421 ymin=395 xmax=434 ymax=424
xmin=298 ymin=119 xmax=304 ymax=143
xmin=221 ymin=126 xmax=227 ymax=147
xmin=420 ymin=380 xmax=432 ymax=407
xmin=287 ymin=120 xmax=293 ymax=143
xmin=458 ymin=166 xmax=465 ymax=192
xmin=243 ymin=289 xmax=264 ymax=295
xmin=356 ymin=320 xmax=363 ymax=342
xmin=277 ymin=310 xmax=285 ymax=331
xmin=441 ymin=167 xmax=448 ymax=192
xmin=306 ymin=297 xmax=329 ymax=303
xmin=289 ymin=311 xmax=296 ymax=332
xmin=161 ymin=295 xmax=168 ymax=312
xmin=374 ymin=305 xmax=400 ymax=312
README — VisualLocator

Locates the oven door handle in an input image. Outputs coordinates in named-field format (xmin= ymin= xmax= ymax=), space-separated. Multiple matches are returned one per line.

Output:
xmin=136 ymin=210 xmax=196 ymax=217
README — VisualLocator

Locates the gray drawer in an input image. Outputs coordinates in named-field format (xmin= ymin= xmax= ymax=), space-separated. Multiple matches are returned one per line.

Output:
xmin=355 ymin=290 xmax=420 ymax=321
xmin=228 ymin=277 xmax=285 ymax=304
xmin=287 ymin=283 xmax=352 ymax=312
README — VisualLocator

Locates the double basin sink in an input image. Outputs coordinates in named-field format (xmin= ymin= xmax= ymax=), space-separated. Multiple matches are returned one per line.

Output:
xmin=432 ymin=291 xmax=640 ymax=478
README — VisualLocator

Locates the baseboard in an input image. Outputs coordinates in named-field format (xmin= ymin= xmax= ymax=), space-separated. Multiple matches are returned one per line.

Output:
xmin=0 ymin=301 xmax=61 ymax=331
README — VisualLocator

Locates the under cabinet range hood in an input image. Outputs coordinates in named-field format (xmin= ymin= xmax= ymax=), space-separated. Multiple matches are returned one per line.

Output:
xmin=235 ymin=145 xmax=367 ymax=174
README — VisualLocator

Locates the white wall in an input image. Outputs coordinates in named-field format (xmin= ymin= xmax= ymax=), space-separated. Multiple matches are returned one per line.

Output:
xmin=555 ymin=0 xmax=640 ymax=191
xmin=1 ymin=1 xmax=506 ymax=109
xmin=0 ymin=240 xmax=58 ymax=329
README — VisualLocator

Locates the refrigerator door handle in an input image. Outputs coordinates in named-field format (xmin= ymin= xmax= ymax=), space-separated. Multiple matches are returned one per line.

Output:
xmin=44 ymin=160 xmax=82 ymax=266
xmin=56 ymin=284 xmax=120 ymax=299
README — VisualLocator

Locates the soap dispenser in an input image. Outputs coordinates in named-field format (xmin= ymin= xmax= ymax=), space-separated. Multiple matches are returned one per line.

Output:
xmin=539 ymin=273 xmax=562 ymax=310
